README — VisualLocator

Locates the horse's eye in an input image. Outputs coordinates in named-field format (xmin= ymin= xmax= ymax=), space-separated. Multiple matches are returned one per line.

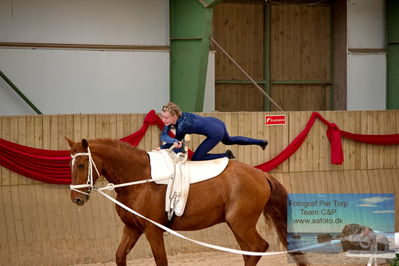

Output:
xmin=78 ymin=164 xmax=84 ymax=169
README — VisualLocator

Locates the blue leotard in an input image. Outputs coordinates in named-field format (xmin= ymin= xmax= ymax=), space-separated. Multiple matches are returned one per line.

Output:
xmin=160 ymin=112 xmax=265 ymax=161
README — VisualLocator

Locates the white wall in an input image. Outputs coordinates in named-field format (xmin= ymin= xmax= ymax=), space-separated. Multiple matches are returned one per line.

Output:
xmin=347 ymin=0 xmax=385 ymax=49
xmin=0 ymin=48 xmax=216 ymax=115
xmin=348 ymin=54 xmax=386 ymax=110
xmin=0 ymin=0 xmax=217 ymax=115
xmin=203 ymin=51 xmax=215 ymax=112
xmin=347 ymin=0 xmax=386 ymax=110
xmin=0 ymin=0 xmax=172 ymax=115
xmin=0 ymin=49 xmax=169 ymax=115
xmin=0 ymin=0 xmax=169 ymax=45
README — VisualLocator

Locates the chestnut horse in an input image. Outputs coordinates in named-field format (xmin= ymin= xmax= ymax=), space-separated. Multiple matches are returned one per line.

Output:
xmin=67 ymin=138 xmax=291 ymax=266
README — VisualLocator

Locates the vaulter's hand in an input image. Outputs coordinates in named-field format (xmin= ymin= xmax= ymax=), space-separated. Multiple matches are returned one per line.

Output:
xmin=173 ymin=141 xmax=182 ymax=149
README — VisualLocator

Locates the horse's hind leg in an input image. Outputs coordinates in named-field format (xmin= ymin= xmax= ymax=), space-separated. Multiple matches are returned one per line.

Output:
xmin=228 ymin=223 xmax=269 ymax=266
xmin=229 ymin=230 xmax=251 ymax=265
xmin=116 ymin=225 xmax=143 ymax=266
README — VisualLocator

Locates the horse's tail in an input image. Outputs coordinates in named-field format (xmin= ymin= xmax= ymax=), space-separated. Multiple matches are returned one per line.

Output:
xmin=263 ymin=173 xmax=288 ymax=249
xmin=263 ymin=174 xmax=308 ymax=266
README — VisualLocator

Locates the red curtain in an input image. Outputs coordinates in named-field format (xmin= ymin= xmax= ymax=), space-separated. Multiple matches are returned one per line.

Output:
xmin=1 ymin=111 xmax=399 ymax=184
xmin=0 ymin=110 xmax=163 ymax=184
xmin=255 ymin=112 xmax=399 ymax=172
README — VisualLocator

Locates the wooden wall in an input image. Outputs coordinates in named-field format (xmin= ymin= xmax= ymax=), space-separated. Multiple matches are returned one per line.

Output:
xmin=332 ymin=0 xmax=347 ymax=110
xmin=213 ymin=0 xmax=265 ymax=111
xmin=270 ymin=4 xmax=331 ymax=111
xmin=1 ymin=110 xmax=399 ymax=265
xmin=213 ymin=1 xmax=333 ymax=112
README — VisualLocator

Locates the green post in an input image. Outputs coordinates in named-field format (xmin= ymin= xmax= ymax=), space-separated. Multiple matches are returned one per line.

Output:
xmin=387 ymin=0 xmax=399 ymax=109
xmin=170 ymin=0 xmax=219 ymax=112
xmin=0 ymin=70 xmax=42 ymax=114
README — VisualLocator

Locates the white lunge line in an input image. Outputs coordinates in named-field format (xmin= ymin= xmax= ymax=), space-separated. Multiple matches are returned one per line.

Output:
xmin=98 ymin=190 xmax=287 ymax=256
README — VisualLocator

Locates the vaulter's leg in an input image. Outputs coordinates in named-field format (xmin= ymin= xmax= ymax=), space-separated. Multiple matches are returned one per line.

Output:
xmin=145 ymin=225 xmax=168 ymax=266
xmin=219 ymin=122 xmax=267 ymax=150
xmin=116 ymin=225 xmax=143 ymax=266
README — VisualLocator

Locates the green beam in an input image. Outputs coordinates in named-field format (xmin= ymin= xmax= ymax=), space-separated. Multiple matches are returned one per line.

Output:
xmin=170 ymin=0 xmax=217 ymax=112
xmin=387 ymin=46 xmax=399 ymax=109
xmin=272 ymin=80 xmax=333 ymax=85
xmin=216 ymin=80 xmax=267 ymax=85
xmin=215 ymin=79 xmax=332 ymax=85
xmin=0 ymin=70 xmax=42 ymax=114
xmin=216 ymin=80 xmax=332 ymax=85
xmin=387 ymin=0 xmax=399 ymax=109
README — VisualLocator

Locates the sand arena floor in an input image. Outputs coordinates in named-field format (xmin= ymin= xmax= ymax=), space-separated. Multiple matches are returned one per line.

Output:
xmin=74 ymin=250 xmax=394 ymax=266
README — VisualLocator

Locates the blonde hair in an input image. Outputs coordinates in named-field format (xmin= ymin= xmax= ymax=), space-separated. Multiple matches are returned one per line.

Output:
xmin=162 ymin=102 xmax=182 ymax=117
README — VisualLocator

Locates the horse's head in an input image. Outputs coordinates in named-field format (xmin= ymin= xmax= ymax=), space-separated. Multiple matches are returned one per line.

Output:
xmin=66 ymin=137 xmax=102 ymax=206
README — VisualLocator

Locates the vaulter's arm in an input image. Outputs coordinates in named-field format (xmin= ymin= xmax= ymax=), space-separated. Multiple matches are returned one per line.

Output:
xmin=160 ymin=126 xmax=179 ymax=149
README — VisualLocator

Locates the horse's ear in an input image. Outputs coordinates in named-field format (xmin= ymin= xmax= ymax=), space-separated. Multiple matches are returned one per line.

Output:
xmin=81 ymin=138 xmax=89 ymax=150
xmin=65 ymin=137 xmax=75 ymax=148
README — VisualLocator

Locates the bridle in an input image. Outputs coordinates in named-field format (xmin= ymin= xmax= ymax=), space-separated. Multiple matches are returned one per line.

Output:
xmin=69 ymin=147 xmax=101 ymax=196
xmin=69 ymin=145 xmax=170 ymax=195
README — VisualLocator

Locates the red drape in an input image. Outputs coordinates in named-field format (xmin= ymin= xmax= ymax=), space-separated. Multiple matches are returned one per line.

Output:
xmin=0 ymin=139 xmax=71 ymax=184
xmin=0 ymin=111 xmax=398 ymax=184
xmin=0 ymin=110 xmax=162 ymax=184
xmin=255 ymin=112 xmax=399 ymax=172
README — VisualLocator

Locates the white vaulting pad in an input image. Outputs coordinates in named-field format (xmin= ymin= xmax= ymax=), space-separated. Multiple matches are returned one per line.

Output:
xmin=147 ymin=150 xmax=175 ymax=184
xmin=147 ymin=150 xmax=229 ymax=185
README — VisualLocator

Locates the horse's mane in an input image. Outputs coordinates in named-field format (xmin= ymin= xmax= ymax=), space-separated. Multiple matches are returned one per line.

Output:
xmin=87 ymin=138 xmax=150 ymax=180
xmin=90 ymin=138 xmax=146 ymax=156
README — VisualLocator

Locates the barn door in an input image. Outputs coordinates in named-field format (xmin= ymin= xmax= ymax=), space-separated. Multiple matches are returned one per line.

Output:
xmin=213 ymin=1 xmax=332 ymax=111
xmin=213 ymin=0 xmax=265 ymax=111
xmin=270 ymin=3 xmax=332 ymax=111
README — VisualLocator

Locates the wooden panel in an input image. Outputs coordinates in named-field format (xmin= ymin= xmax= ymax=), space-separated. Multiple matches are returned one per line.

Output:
xmin=213 ymin=0 xmax=264 ymax=80
xmin=0 ymin=111 xmax=399 ymax=265
xmin=271 ymin=5 xmax=331 ymax=81
xmin=271 ymin=84 xmax=330 ymax=111
xmin=270 ymin=4 xmax=331 ymax=111
xmin=2 ymin=185 xmax=20 ymax=265
xmin=0 ymin=188 xmax=11 ymax=265
xmin=332 ymin=0 xmax=347 ymax=110
xmin=1 ymin=117 xmax=11 ymax=186
xmin=215 ymin=84 xmax=265 ymax=111
xmin=25 ymin=116 xmax=35 ymax=184
xmin=9 ymin=116 xmax=19 ymax=186
xmin=0 ymin=110 xmax=398 ymax=184
xmin=213 ymin=0 xmax=265 ymax=111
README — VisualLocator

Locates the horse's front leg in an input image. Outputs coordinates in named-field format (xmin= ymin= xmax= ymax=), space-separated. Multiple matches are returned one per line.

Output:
xmin=116 ymin=225 xmax=143 ymax=266
xmin=145 ymin=225 xmax=168 ymax=266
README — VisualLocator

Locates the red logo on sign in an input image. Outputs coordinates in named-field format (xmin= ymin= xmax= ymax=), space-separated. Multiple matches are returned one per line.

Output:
xmin=265 ymin=115 xmax=286 ymax=125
